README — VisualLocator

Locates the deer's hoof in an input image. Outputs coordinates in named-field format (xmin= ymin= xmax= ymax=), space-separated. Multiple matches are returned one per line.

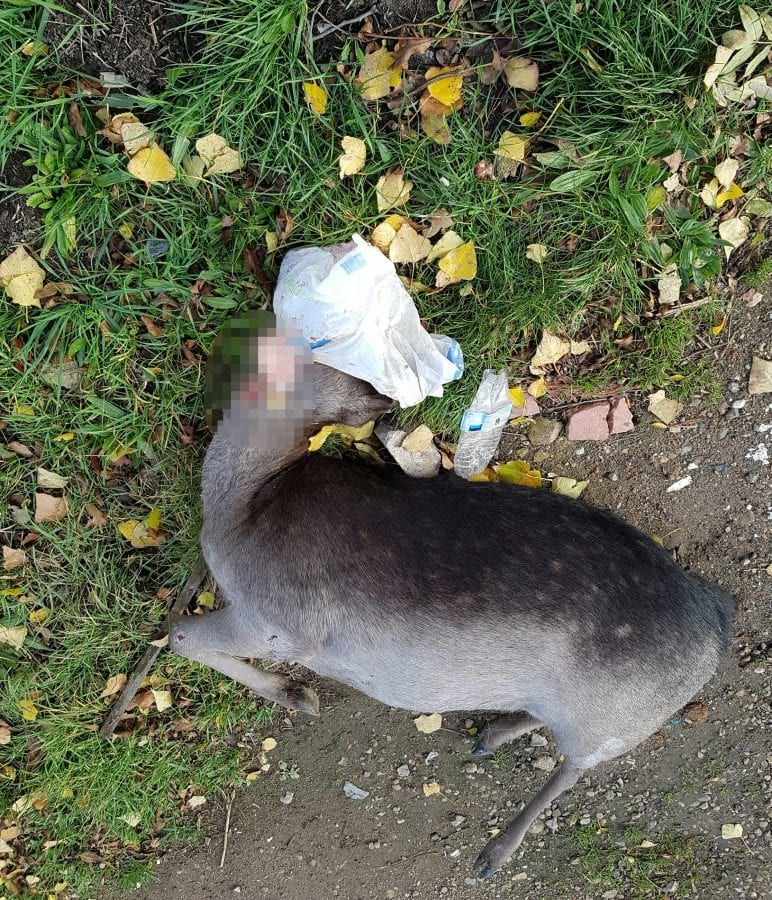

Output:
xmin=287 ymin=685 xmax=320 ymax=717
xmin=471 ymin=737 xmax=493 ymax=759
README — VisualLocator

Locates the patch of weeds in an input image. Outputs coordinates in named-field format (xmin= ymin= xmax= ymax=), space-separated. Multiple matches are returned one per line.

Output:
xmin=744 ymin=256 xmax=772 ymax=288
xmin=572 ymin=824 xmax=711 ymax=897
xmin=278 ymin=761 xmax=300 ymax=781
xmin=491 ymin=747 xmax=512 ymax=769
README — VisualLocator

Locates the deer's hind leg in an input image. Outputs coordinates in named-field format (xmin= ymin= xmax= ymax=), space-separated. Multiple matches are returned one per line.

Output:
xmin=168 ymin=609 xmax=319 ymax=715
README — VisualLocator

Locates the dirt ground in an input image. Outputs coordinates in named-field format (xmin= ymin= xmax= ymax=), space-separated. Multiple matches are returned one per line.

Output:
xmin=120 ymin=293 xmax=771 ymax=900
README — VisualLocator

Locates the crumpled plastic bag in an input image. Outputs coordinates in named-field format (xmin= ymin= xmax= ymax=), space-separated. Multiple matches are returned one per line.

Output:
xmin=273 ymin=234 xmax=463 ymax=408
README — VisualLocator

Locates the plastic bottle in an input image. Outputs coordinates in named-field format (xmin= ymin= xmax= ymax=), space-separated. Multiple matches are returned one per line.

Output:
xmin=454 ymin=370 xmax=512 ymax=480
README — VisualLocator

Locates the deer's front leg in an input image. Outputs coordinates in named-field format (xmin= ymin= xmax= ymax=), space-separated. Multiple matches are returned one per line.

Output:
xmin=168 ymin=609 xmax=320 ymax=715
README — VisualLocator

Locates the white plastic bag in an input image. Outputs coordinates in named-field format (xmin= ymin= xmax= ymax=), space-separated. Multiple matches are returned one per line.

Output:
xmin=273 ymin=234 xmax=463 ymax=408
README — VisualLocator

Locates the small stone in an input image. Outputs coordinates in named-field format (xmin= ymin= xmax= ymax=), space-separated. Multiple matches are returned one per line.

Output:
xmin=728 ymin=381 xmax=740 ymax=392
xmin=464 ymin=762 xmax=478 ymax=775
xmin=425 ymin=751 xmax=439 ymax=764
xmin=533 ymin=755 xmax=556 ymax=772
xmin=748 ymin=356 xmax=772 ymax=395
xmin=718 ymin=427 xmax=729 ymax=439
xmin=343 ymin=781 xmax=370 ymax=800
xmin=722 ymin=823 xmax=743 ymax=840
xmin=713 ymin=463 xmax=726 ymax=474
xmin=451 ymin=814 xmax=466 ymax=827
xmin=527 ymin=418 xmax=562 ymax=446
xmin=280 ymin=791 xmax=294 ymax=805
xmin=464 ymin=719 xmax=474 ymax=729
xmin=396 ymin=764 xmax=410 ymax=778
xmin=529 ymin=820 xmax=545 ymax=835
xmin=530 ymin=733 xmax=548 ymax=747
xmin=666 ymin=475 xmax=692 ymax=493
xmin=464 ymin=877 xmax=477 ymax=886
xmin=730 ymin=399 xmax=747 ymax=409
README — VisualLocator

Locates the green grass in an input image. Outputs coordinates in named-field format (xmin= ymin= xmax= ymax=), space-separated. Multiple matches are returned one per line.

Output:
xmin=571 ymin=824 xmax=713 ymax=897
xmin=0 ymin=0 xmax=761 ymax=892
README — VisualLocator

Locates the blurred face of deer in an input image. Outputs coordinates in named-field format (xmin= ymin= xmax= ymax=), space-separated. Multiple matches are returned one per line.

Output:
xmin=206 ymin=311 xmax=315 ymax=451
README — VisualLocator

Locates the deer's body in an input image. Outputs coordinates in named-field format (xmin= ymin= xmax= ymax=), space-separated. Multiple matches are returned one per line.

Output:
xmin=171 ymin=321 xmax=733 ymax=878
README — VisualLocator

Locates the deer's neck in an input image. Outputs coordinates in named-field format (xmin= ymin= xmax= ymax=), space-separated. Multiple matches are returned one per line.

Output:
xmin=201 ymin=432 xmax=306 ymax=535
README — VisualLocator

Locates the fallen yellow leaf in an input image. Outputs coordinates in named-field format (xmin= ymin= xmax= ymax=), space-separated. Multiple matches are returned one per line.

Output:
xmin=509 ymin=386 xmax=526 ymax=408
xmin=427 ymin=232 xmax=465 ymax=269
xmin=375 ymin=167 xmax=413 ymax=213
xmin=423 ymin=781 xmax=441 ymax=797
xmin=0 ymin=246 xmax=45 ymax=308
xmin=151 ymin=689 xmax=173 ymax=712
xmin=120 ymin=120 xmax=154 ymax=154
xmin=495 ymin=459 xmax=541 ymax=488
xmin=426 ymin=66 xmax=463 ymax=106
xmin=197 ymin=590 xmax=215 ymax=609
xmin=469 ymin=466 xmax=500 ymax=482
xmin=127 ymin=144 xmax=176 ymax=184
xmin=495 ymin=131 xmax=529 ymax=163
xmin=53 ymin=432 xmax=75 ymax=442
xmin=526 ymin=243 xmax=548 ymax=263
xmin=551 ymin=476 xmax=588 ymax=499
xmin=20 ymin=41 xmax=48 ymax=57
xmin=303 ymin=81 xmax=328 ymax=116
xmin=0 ymin=626 xmax=27 ymax=650
xmin=519 ymin=111 xmax=541 ymax=127
xmin=195 ymin=133 xmax=241 ymax=175
xmin=18 ymin=699 xmax=38 ymax=721
xmin=414 ymin=713 xmax=443 ymax=734
xmin=389 ymin=225 xmax=432 ymax=264
xmin=528 ymin=377 xmax=547 ymax=399
xmin=711 ymin=316 xmax=727 ymax=336
xmin=421 ymin=113 xmax=452 ymax=145
xmin=370 ymin=221 xmax=399 ymax=253
xmin=530 ymin=330 xmax=571 ymax=370
xmin=357 ymin=47 xmax=398 ymax=101
xmin=503 ymin=57 xmax=539 ymax=90
xmin=716 ymin=182 xmax=743 ymax=208
xmin=28 ymin=608 xmax=49 ymax=625
xmin=117 ymin=509 xmax=166 ymax=548
xmin=309 ymin=421 xmax=375 ymax=452
xmin=436 ymin=241 xmax=477 ymax=285
xmin=261 ymin=736 xmax=277 ymax=752
xmin=338 ymin=136 xmax=367 ymax=178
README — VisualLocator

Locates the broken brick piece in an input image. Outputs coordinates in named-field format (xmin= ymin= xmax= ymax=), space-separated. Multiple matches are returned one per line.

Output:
xmin=565 ymin=402 xmax=611 ymax=441
xmin=608 ymin=397 xmax=634 ymax=434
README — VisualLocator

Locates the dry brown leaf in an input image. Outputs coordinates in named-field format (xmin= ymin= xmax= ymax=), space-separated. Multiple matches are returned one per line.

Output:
xmin=389 ymin=225 xmax=432 ymax=264
xmin=86 ymin=503 xmax=108 ymax=529
xmin=100 ymin=674 xmax=127 ymax=698
xmin=34 ymin=493 xmax=68 ymax=523
xmin=2 ymin=546 xmax=27 ymax=570
xmin=422 ymin=209 xmax=454 ymax=239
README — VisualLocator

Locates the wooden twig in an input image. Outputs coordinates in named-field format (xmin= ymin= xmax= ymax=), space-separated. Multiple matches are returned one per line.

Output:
xmin=220 ymin=791 xmax=235 ymax=869
xmin=313 ymin=5 xmax=378 ymax=41
xmin=98 ymin=559 xmax=207 ymax=739
xmin=660 ymin=297 xmax=716 ymax=317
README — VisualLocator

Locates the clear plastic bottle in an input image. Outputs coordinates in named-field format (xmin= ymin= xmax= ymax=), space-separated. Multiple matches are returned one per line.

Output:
xmin=454 ymin=370 xmax=512 ymax=479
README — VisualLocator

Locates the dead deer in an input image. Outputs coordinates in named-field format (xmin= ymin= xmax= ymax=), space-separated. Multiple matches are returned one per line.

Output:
xmin=170 ymin=312 xmax=734 ymax=879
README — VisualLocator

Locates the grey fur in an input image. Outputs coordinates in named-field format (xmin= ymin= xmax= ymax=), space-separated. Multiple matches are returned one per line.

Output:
xmin=170 ymin=345 xmax=734 ymax=879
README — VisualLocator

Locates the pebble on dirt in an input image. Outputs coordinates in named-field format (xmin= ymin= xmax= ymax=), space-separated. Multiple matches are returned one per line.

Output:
xmin=343 ymin=781 xmax=370 ymax=800
xmin=748 ymin=355 xmax=772 ymax=395
xmin=527 ymin=418 xmax=562 ymax=446
xmin=667 ymin=475 xmax=693 ymax=492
